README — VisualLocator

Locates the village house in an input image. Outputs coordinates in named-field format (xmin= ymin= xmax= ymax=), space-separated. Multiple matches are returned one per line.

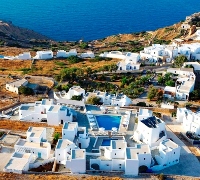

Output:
xmin=133 ymin=116 xmax=167 ymax=147
xmin=151 ymin=139 xmax=181 ymax=171
xmin=80 ymin=51 xmax=95 ymax=58
xmin=66 ymin=149 xmax=86 ymax=173
xmin=117 ymin=52 xmax=140 ymax=71
xmin=6 ymin=78 xmax=28 ymax=94
xmin=140 ymin=44 xmax=178 ymax=63
xmin=176 ymin=108 xmax=200 ymax=135
xmin=167 ymin=68 xmax=196 ymax=100
xmin=56 ymin=49 xmax=77 ymax=58
xmin=19 ymin=99 xmax=73 ymax=125
xmin=89 ymin=139 xmax=151 ymax=176
xmin=55 ymin=139 xmax=78 ymax=164
xmin=84 ymin=91 xmax=132 ymax=107
xmin=17 ymin=52 xmax=32 ymax=60
xmin=138 ymin=108 xmax=153 ymax=121
xmin=34 ymin=50 xmax=53 ymax=59
xmin=4 ymin=152 xmax=34 ymax=174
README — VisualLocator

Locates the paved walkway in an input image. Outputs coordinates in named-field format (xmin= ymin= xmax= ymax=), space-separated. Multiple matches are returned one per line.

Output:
xmin=156 ymin=126 xmax=200 ymax=177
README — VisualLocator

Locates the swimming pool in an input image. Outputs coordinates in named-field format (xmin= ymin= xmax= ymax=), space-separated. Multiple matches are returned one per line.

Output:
xmin=0 ymin=55 xmax=4 ymax=58
xmin=95 ymin=115 xmax=121 ymax=130
xmin=101 ymin=139 xmax=118 ymax=146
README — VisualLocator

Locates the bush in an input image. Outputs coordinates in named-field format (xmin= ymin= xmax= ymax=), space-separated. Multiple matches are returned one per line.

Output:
xmin=18 ymin=86 xmax=34 ymax=95
xmin=136 ymin=102 xmax=146 ymax=107
xmin=67 ymin=56 xmax=81 ymax=64
xmin=86 ymin=96 xmax=101 ymax=105
xmin=71 ymin=95 xmax=82 ymax=101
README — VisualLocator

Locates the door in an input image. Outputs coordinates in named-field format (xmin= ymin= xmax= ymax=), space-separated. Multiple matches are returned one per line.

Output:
xmin=38 ymin=152 xmax=41 ymax=158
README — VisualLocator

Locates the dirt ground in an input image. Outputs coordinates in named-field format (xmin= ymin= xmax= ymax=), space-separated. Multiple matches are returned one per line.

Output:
xmin=29 ymin=162 xmax=54 ymax=172
xmin=0 ymin=120 xmax=62 ymax=134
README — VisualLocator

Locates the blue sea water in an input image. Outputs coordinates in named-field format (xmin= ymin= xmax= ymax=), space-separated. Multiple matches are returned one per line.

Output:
xmin=0 ymin=0 xmax=200 ymax=41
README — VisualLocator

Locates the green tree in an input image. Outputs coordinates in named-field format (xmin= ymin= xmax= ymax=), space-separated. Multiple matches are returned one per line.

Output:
xmin=147 ymin=85 xmax=157 ymax=100
xmin=174 ymin=55 xmax=188 ymax=68
xmin=71 ymin=95 xmax=82 ymax=101
xmin=79 ymin=42 xmax=88 ymax=49
xmin=165 ymin=80 xmax=175 ymax=87
xmin=86 ymin=96 xmax=101 ymax=105
xmin=157 ymin=76 xmax=164 ymax=84
xmin=18 ymin=86 xmax=34 ymax=95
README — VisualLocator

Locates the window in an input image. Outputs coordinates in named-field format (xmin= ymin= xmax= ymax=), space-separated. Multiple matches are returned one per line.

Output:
xmin=59 ymin=154 xmax=60 ymax=156
xmin=144 ymin=158 xmax=145 ymax=160
xmin=174 ymin=152 xmax=175 ymax=154
xmin=119 ymin=164 xmax=121 ymax=166
xmin=115 ymin=153 xmax=116 ymax=155
xmin=119 ymin=167 xmax=121 ymax=169
xmin=137 ymin=152 xmax=139 ymax=154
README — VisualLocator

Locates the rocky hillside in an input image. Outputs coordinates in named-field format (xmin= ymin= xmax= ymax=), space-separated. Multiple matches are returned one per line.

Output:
xmin=0 ymin=20 xmax=52 ymax=47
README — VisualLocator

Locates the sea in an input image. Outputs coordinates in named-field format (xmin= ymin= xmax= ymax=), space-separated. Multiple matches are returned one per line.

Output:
xmin=0 ymin=0 xmax=200 ymax=41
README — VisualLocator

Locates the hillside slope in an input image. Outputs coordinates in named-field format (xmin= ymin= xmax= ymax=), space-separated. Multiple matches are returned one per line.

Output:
xmin=0 ymin=20 xmax=51 ymax=47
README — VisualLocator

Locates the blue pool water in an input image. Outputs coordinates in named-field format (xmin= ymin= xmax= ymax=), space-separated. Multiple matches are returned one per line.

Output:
xmin=0 ymin=55 xmax=4 ymax=58
xmin=101 ymin=139 xmax=118 ymax=146
xmin=0 ymin=0 xmax=200 ymax=41
xmin=95 ymin=115 xmax=121 ymax=130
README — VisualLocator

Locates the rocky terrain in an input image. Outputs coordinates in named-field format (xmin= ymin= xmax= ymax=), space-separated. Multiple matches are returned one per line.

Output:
xmin=0 ymin=20 xmax=51 ymax=47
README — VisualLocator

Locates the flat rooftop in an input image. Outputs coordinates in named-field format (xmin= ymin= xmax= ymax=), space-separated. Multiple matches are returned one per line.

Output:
xmin=111 ymin=140 xmax=127 ymax=150
xmin=63 ymin=122 xmax=78 ymax=130
xmin=28 ymin=127 xmax=45 ymax=138
xmin=162 ymin=139 xmax=178 ymax=150
xmin=138 ymin=108 xmax=152 ymax=116
xmin=56 ymin=139 xmax=74 ymax=149
xmin=72 ymin=149 xmax=85 ymax=159
xmin=5 ymin=158 xmax=29 ymax=171
xmin=13 ymin=152 xmax=31 ymax=159
xmin=7 ymin=79 xmax=27 ymax=88
xmin=126 ymin=144 xmax=150 ymax=159
xmin=16 ymin=139 xmax=49 ymax=149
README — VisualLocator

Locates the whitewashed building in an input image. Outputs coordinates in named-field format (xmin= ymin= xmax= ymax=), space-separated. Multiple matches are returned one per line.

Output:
xmin=163 ymin=86 xmax=176 ymax=99
xmin=89 ymin=140 xmax=151 ymax=176
xmin=167 ymin=68 xmax=195 ymax=100
xmin=99 ymin=51 xmax=126 ymax=59
xmin=55 ymin=139 xmax=77 ymax=164
xmin=66 ymin=149 xmax=86 ymax=173
xmin=134 ymin=116 xmax=166 ymax=147
xmin=56 ymin=49 xmax=77 ymax=58
xmin=34 ymin=50 xmax=53 ymax=59
xmin=15 ymin=138 xmax=51 ymax=159
xmin=140 ymin=44 xmax=178 ymax=63
xmin=4 ymin=152 xmax=34 ymax=174
xmin=6 ymin=79 xmax=28 ymax=94
xmin=85 ymin=91 xmax=132 ymax=107
xmin=27 ymin=127 xmax=46 ymax=143
xmin=66 ymin=86 xmax=85 ymax=100
xmin=138 ymin=109 xmax=153 ymax=121
xmin=62 ymin=122 xmax=78 ymax=141
xmin=117 ymin=53 xmax=140 ymax=71
xmin=17 ymin=52 xmax=32 ymax=60
xmin=177 ymin=108 xmax=200 ymax=135
xmin=19 ymin=99 xmax=73 ymax=126
xmin=152 ymin=139 xmax=181 ymax=171
xmin=80 ymin=51 xmax=95 ymax=58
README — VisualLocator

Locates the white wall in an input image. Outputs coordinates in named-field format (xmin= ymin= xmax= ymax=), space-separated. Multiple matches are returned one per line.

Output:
xmin=66 ymin=159 xmax=86 ymax=173
xmin=125 ymin=159 xmax=139 ymax=175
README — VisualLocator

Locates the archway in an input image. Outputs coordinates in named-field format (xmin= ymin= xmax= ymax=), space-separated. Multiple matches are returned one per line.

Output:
xmin=139 ymin=165 xmax=148 ymax=173
xmin=91 ymin=163 xmax=100 ymax=170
